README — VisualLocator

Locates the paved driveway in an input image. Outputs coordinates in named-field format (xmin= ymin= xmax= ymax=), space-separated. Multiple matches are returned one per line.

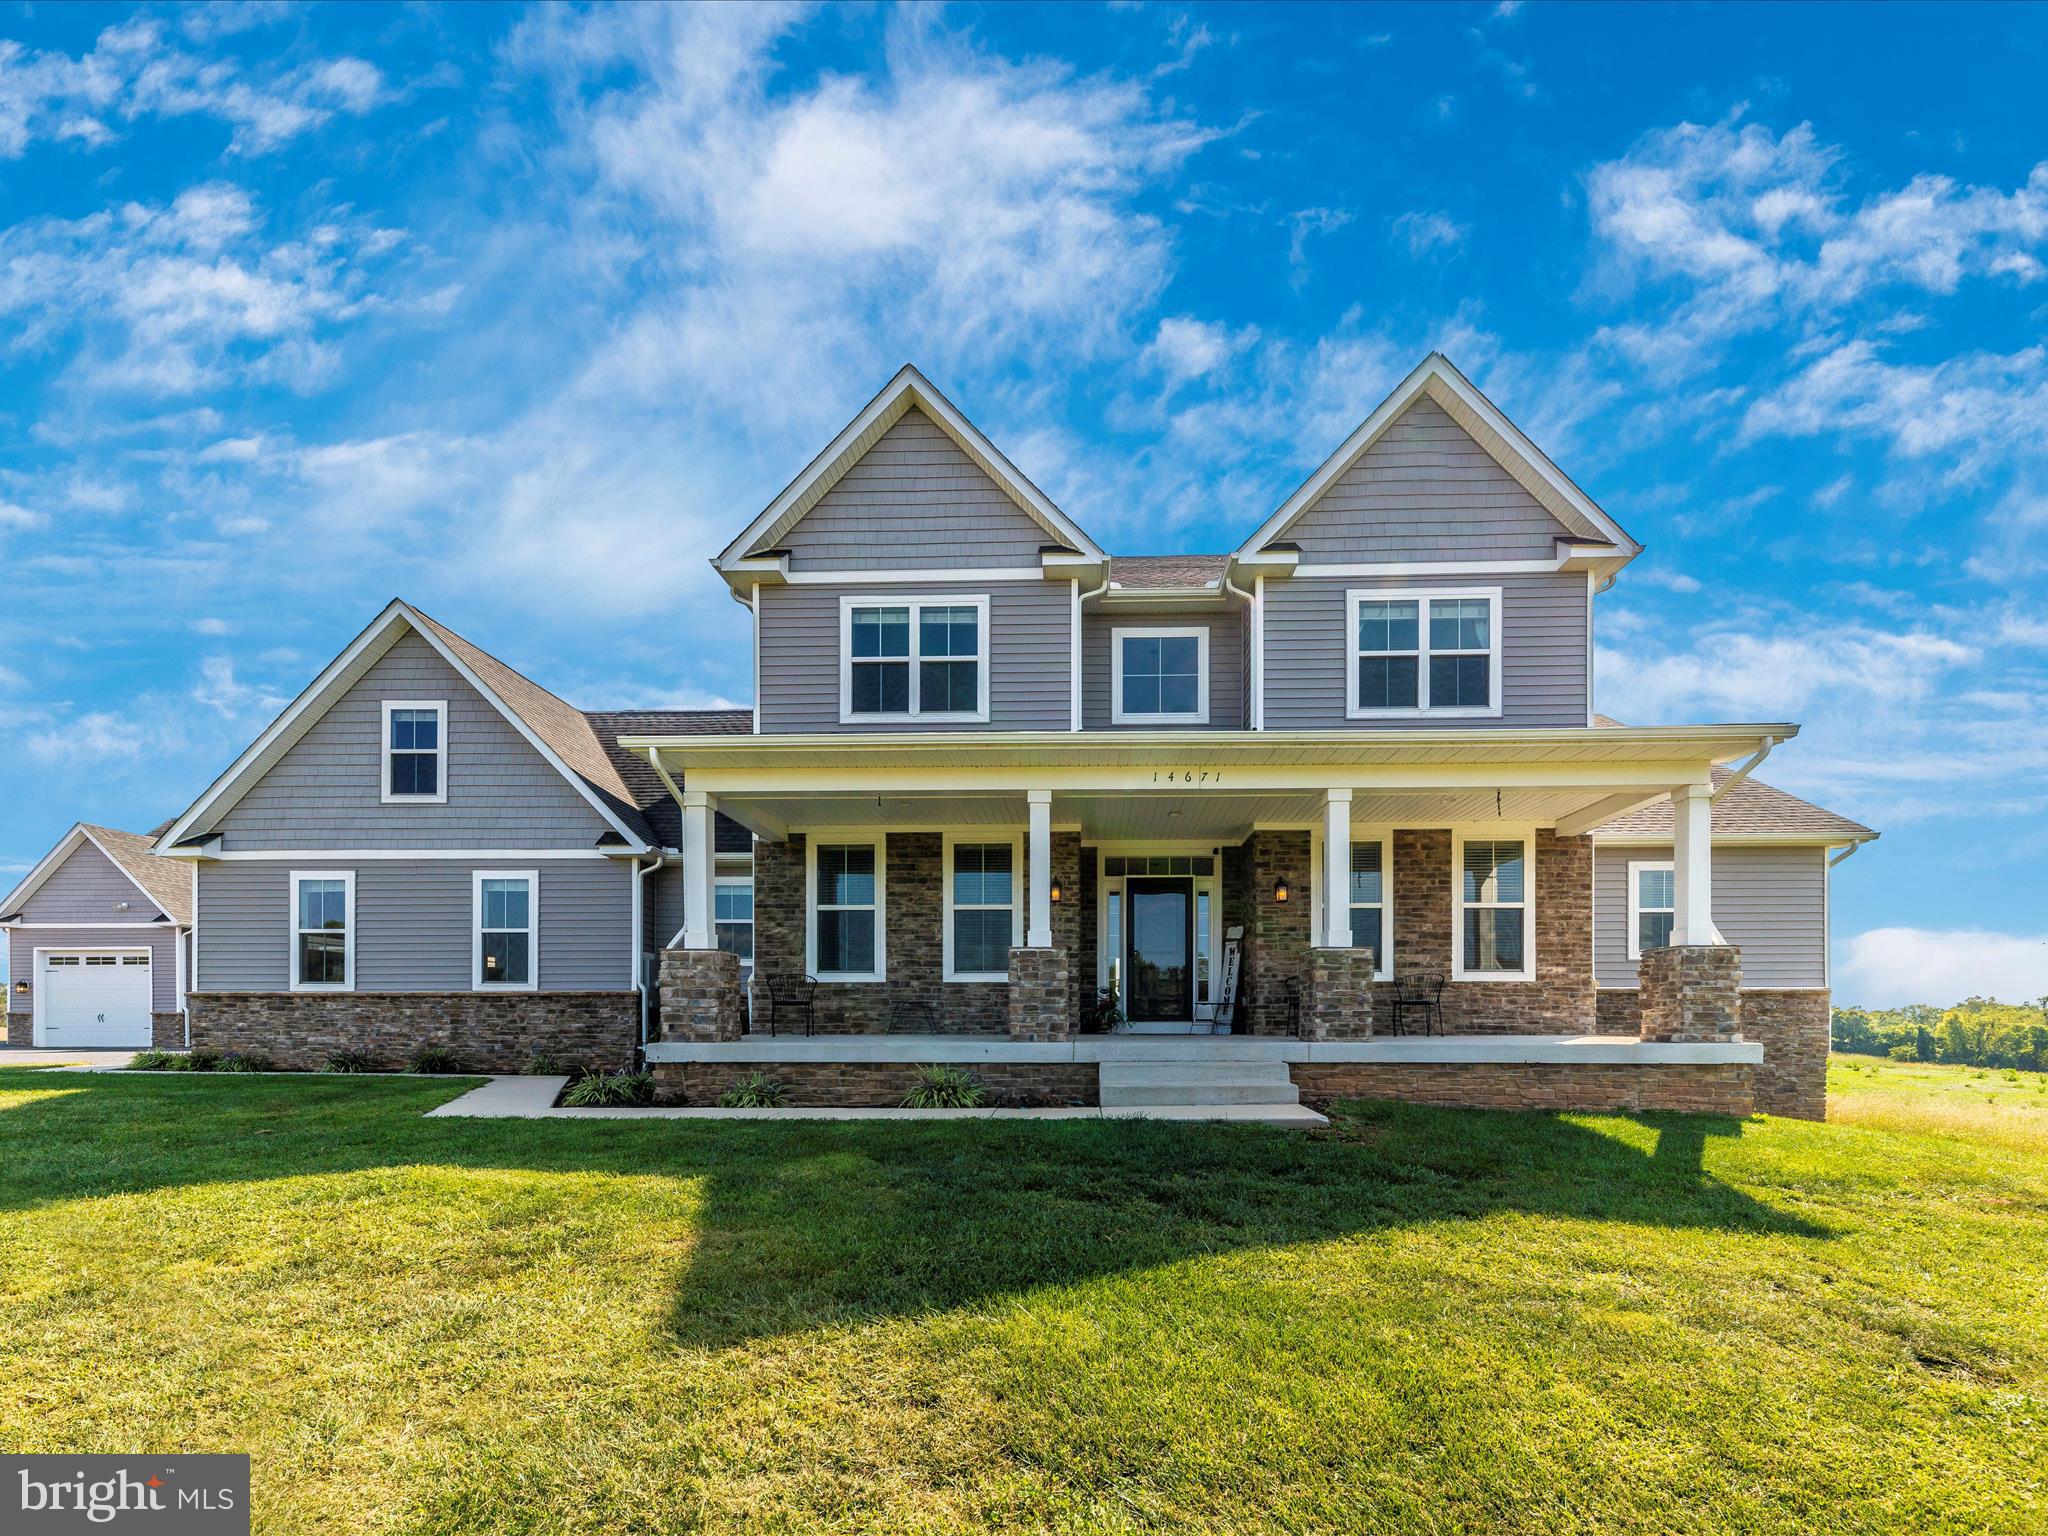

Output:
xmin=0 ymin=1047 xmax=136 ymax=1069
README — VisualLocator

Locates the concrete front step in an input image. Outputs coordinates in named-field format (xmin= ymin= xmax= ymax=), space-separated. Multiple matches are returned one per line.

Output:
xmin=1099 ymin=1059 xmax=1294 ymax=1086
xmin=1098 ymin=1058 xmax=1302 ymax=1107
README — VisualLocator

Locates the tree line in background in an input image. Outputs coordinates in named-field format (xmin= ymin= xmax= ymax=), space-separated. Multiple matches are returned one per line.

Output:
xmin=1832 ymin=998 xmax=2048 ymax=1072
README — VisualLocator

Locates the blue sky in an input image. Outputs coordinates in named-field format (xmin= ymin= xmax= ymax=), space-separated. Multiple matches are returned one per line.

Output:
xmin=1 ymin=1 xmax=2044 ymax=1007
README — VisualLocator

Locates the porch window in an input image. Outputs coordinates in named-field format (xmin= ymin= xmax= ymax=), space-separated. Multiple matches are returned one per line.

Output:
xmin=945 ymin=839 xmax=1018 ymax=981
xmin=715 ymin=878 xmax=754 ymax=968
xmin=290 ymin=871 xmax=354 ymax=992
xmin=474 ymin=871 xmax=536 ymax=990
xmin=811 ymin=842 xmax=881 ymax=980
xmin=381 ymin=700 xmax=446 ymax=802
xmin=1348 ymin=841 xmax=1386 ymax=963
xmin=841 ymin=597 xmax=988 ymax=721
xmin=1347 ymin=589 xmax=1502 ymax=718
xmin=1112 ymin=627 xmax=1209 ymax=723
xmin=1628 ymin=861 xmax=1675 ymax=959
xmin=1455 ymin=835 xmax=1533 ymax=981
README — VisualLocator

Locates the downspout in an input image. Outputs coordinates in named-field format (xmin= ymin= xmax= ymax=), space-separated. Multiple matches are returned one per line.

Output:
xmin=635 ymin=855 xmax=667 ymax=1047
xmin=1222 ymin=570 xmax=1259 ymax=730
xmin=1074 ymin=573 xmax=1110 ymax=730
xmin=1829 ymin=840 xmax=1866 ymax=869
xmin=1711 ymin=737 xmax=1775 ymax=801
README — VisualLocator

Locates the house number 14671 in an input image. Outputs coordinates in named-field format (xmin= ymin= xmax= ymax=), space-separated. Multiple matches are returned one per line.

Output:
xmin=1152 ymin=770 xmax=1222 ymax=784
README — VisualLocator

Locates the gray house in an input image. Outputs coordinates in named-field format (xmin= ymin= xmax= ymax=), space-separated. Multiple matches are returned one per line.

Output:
xmin=4 ymin=355 xmax=1873 ymax=1119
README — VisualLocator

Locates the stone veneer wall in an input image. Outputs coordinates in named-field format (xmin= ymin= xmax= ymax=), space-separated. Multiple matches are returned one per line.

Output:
xmin=658 ymin=949 xmax=743 ymax=1042
xmin=652 ymin=1060 xmax=1098 ymax=1108
xmin=752 ymin=830 xmax=1080 ymax=1036
xmin=1241 ymin=831 xmax=1311 ymax=1035
xmin=1594 ymin=986 xmax=1830 ymax=1121
xmin=1007 ymin=947 xmax=1070 ymax=1040
xmin=1291 ymin=1061 xmax=1754 ymax=1117
xmin=151 ymin=1013 xmax=185 ymax=1049
xmin=1594 ymin=989 xmax=1641 ymax=1036
xmin=1638 ymin=944 xmax=1742 ymax=1043
xmin=186 ymin=991 xmax=637 ymax=1072
xmin=1300 ymin=948 xmax=1376 ymax=1040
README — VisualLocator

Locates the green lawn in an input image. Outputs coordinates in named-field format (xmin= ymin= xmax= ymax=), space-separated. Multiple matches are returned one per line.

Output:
xmin=0 ymin=1059 xmax=2040 ymax=1534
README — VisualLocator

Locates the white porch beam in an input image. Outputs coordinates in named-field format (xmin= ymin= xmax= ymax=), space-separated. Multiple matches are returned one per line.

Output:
xmin=1554 ymin=788 xmax=1674 ymax=839
xmin=1026 ymin=789 xmax=1053 ymax=948
xmin=1671 ymin=783 xmax=1716 ymax=945
xmin=680 ymin=790 xmax=718 ymax=950
xmin=1322 ymin=789 xmax=1352 ymax=949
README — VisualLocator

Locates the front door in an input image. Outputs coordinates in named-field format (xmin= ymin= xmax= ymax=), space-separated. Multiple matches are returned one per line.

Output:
xmin=1125 ymin=878 xmax=1193 ymax=1022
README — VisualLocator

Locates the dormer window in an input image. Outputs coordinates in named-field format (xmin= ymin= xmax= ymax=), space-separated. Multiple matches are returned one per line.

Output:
xmin=839 ymin=596 xmax=989 ymax=722
xmin=1112 ymin=626 xmax=1209 ymax=724
xmin=381 ymin=700 xmax=447 ymax=803
xmin=1346 ymin=588 xmax=1501 ymax=719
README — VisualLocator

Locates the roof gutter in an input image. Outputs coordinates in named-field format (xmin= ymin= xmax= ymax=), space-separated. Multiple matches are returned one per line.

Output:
xmin=1711 ymin=736 xmax=1776 ymax=801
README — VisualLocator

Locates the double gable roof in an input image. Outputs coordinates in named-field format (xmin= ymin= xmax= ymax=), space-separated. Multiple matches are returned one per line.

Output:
xmin=0 ymin=821 xmax=194 ymax=924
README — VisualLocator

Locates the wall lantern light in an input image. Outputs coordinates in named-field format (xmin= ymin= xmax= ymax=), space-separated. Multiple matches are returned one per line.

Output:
xmin=1273 ymin=878 xmax=1290 ymax=903
xmin=12 ymin=980 xmax=27 ymax=994
xmin=1049 ymin=880 xmax=1063 ymax=904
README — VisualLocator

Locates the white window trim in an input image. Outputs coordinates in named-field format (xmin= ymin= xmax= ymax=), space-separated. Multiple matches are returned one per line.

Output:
xmin=837 ymin=595 xmax=991 ymax=724
xmin=1345 ymin=587 xmax=1503 ymax=720
xmin=289 ymin=870 xmax=356 ymax=994
xmin=1626 ymin=859 xmax=1675 ymax=962
xmin=1450 ymin=829 xmax=1535 ymax=983
xmin=941 ymin=831 xmax=1024 ymax=983
xmin=714 ymin=874 xmax=755 ymax=970
xmin=806 ymin=834 xmax=887 ymax=983
xmin=380 ymin=699 xmax=448 ymax=805
xmin=1308 ymin=829 xmax=1395 ymax=982
xmin=473 ymin=869 xmax=539 ymax=992
xmin=1110 ymin=625 xmax=1211 ymax=725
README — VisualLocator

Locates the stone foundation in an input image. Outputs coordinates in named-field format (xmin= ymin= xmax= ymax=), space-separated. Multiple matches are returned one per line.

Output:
xmin=1292 ymin=1061 xmax=1754 ymax=1117
xmin=1007 ymin=947 xmax=1070 ymax=1041
xmin=152 ymin=1012 xmax=185 ymax=1049
xmin=1639 ymin=944 xmax=1743 ymax=1043
xmin=658 ymin=949 xmax=744 ymax=1042
xmin=1740 ymin=989 xmax=1831 ymax=1121
xmin=653 ymin=1060 xmax=1098 ymax=1108
xmin=1594 ymin=989 xmax=1641 ymax=1036
xmin=185 ymin=991 xmax=638 ymax=1072
xmin=1300 ymin=948 xmax=1376 ymax=1040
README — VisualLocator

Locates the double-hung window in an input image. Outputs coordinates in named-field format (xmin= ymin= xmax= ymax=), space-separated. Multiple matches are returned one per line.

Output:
xmin=1112 ymin=627 xmax=1209 ymax=723
xmin=944 ymin=836 xmax=1020 ymax=981
xmin=381 ymin=700 xmax=446 ymax=802
xmin=715 ymin=877 xmax=754 ymax=968
xmin=1347 ymin=839 xmax=1389 ymax=969
xmin=841 ymin=597 xmax=989 ymax=722
xmin=810 ymin=841 xmax=883 ymax=980
xmin=1454 ymin=833 xmax=1533 ymax=981
xmin=474 ymin=871 xmax=536 ymax=990
xmin=1347 ymin=589 xmax=1501 ymax=718
xmin=1628 ymin=861 xmax=1676 ymax=959
xmin=290 ymin=871 xmax=354 ymax=992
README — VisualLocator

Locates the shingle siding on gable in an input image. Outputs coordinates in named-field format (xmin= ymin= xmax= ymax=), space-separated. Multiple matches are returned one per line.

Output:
xmin=1284 ymin=397 xmax=1575 ymax=563
xmin=213 ymin=632 xmax=613 ymax=850
xmin=17 ymin=841 xmax=164 ymax=924
xmin=776 ymin=408 xmax=1050 ymax=571
xmin=1082 ymin=608 xmax=1245 ymax=729
xmin=757 ymin=582 xmax=1072 ymax=733
xmin=1262 ymin=571 xmax=1590 ymax=729
xmin=1594 ymin=843 xmax=1828 ymax=990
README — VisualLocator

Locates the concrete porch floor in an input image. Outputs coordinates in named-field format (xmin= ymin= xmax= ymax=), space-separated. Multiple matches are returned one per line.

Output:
xmin=646 ymin=1034 xmax=1763 ymax=1066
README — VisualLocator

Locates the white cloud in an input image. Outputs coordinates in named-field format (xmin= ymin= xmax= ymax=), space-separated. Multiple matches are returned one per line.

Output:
xmin=0 ymin=502 xmax=48 ymax=530
xmin=1392 ymin=209 xmax=1466 ymax=257
xmin=191 ymin=655 xmax=286 ymax=716
xmin=27 ymin=710 xmax=145 ymax=762
xmin=1630 ymin=566 xmax=1701 ymax=594
xmin=1838 ymin=927 xmax=2048 ymax=1009
xmin=190 ymin=617 xmax=232 ymax=636
xmin=1141 ymin=317 xmax=1254 ymax=387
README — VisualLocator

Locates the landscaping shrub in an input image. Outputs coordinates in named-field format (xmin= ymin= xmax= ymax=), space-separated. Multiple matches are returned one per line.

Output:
xmin=902 ymin=1064 xmax=986 ymax=1109
xmin=561 ymin=1070 xmax=654 ymax=1108
xmin=521 ymin=1052 xmax=564 ymax=1076
xmin=185 ymin=1048 xmax=224 ymax=1072
xmin=127 ymin=1049 xmax=186 ymax=1071
xmin=407 ymin=1044 xmax=462 ymax=1074
xmin=323 ymin=1049 xmax=377 ymax=1074
xmin=716 ymin=1071 xmax=788 ymax=1108
xmin=214 ymin=1052 xmax=273 ymax=1073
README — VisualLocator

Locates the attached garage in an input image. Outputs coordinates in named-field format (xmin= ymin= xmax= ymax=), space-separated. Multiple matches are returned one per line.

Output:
xmin=35 ymin=950 xmax=155 ymax=1048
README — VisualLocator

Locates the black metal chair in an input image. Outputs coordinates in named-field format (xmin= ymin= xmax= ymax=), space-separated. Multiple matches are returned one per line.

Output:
xmin=1389 ymin=973 xmax=1446 ymax=1036
xmin=888 ymin=998 xmax=937 ymax=1035
xmin=760 ymin=973 xmax=818 ymax=1037
xmin=1284 ymin=978 xmax=1303 ymax=1038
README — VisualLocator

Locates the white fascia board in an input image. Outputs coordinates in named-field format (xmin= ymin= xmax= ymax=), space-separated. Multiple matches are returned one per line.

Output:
xmin=1234 ymin=354 xmax=1641 ymax=562
xmin=715 ymin=364 xmax=1107 ymax=573
xmin=1592 ymin=832 xmax=1878 ymax=848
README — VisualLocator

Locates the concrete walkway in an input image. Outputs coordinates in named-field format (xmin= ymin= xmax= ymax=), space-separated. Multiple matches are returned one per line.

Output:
xmin=0 ymin=1048 xmax=138 ymax=1070
xmin=425 ymin=1074 xmax=1328 ymax=1127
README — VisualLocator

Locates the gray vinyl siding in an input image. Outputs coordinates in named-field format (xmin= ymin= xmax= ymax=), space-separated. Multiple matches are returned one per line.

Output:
xmin=757 ymin=582 xmax=1072 ymax=732
xmin=776 ymin=409 xmax=1049 ymax=572
xmin=9 ymin=926 xmax=180 ymax=1013
xmin=1286 ymin=397 xmax=1574 ymax=562
xmin=195 ymin=858 xmax=632 ymax=993
xmin=650 ymin=862 xmax=685 ymax=952
xmin=1594 ymin=844 xmax=1829 ymax=990
xmin=215 ymin=631 xmax=613 ymax=851
xmin=17 ymin=841 xmax=166 ymax=923
xmin=1082 ymin=609 xmax=1245 ymax=730
xmin=1262 ymin=571 xmax=1590 ymax=729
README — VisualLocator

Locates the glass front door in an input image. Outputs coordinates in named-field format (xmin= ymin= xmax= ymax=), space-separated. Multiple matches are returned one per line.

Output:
xmin=1125 ymin=878 xmax=1193 ymax=1022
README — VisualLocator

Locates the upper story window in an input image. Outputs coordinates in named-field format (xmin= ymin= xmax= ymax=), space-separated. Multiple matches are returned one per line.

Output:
xmin=1628 ymin=861 xmax=1676 ymax=959
xmin=839 ymin=596 xmax=989 ymax=723
xmin=1346 ymin=589 xmax=1501 ymax=719
xmin=1112 ymin=627 xmax=1209 ymax=724
xmin=290 ymin=871 xmax=354 ymax=993
xmin=381 ymin=700 xmax=447 ymax=803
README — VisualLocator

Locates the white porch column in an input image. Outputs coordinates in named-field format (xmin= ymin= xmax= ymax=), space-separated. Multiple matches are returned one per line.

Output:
xmin=680 ymin=789 xmax=717 ymax=950
xmin=1671 ymin=782 xmax=1716 ymax=945
xmin=1026 ymin=789 xmax=1054 ymax=947
xmin=1323 ymin=788 xmax=1353 ymax=948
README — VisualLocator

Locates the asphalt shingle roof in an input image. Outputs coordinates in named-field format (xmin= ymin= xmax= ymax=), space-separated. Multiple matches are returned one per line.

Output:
xmin=1109 ymin=554 xmax=1229 ymax=589
xmin=584 ymin=710 xmax=754 ymax=852
xmin=1591 ymin=718 xmax=1874 ymax=842
xmin=82 ymin=823 xmax=193 ymax=923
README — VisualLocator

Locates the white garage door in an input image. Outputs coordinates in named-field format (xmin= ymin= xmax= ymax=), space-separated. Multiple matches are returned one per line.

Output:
xmin=39 ymin=951 xmax=153 ymax=1048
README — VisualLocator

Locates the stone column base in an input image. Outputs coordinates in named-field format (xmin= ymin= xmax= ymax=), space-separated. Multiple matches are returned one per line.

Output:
xmin=1301 ymin=947 xmax=1376 ymax=1040
xmin=659 ymin=949 xmax=744 ymax=1042
xmin=1638 ymin=944 xmax=1742 ymax=1043
xmin=1007 ymin=947 xmax=1070 ymax=1041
